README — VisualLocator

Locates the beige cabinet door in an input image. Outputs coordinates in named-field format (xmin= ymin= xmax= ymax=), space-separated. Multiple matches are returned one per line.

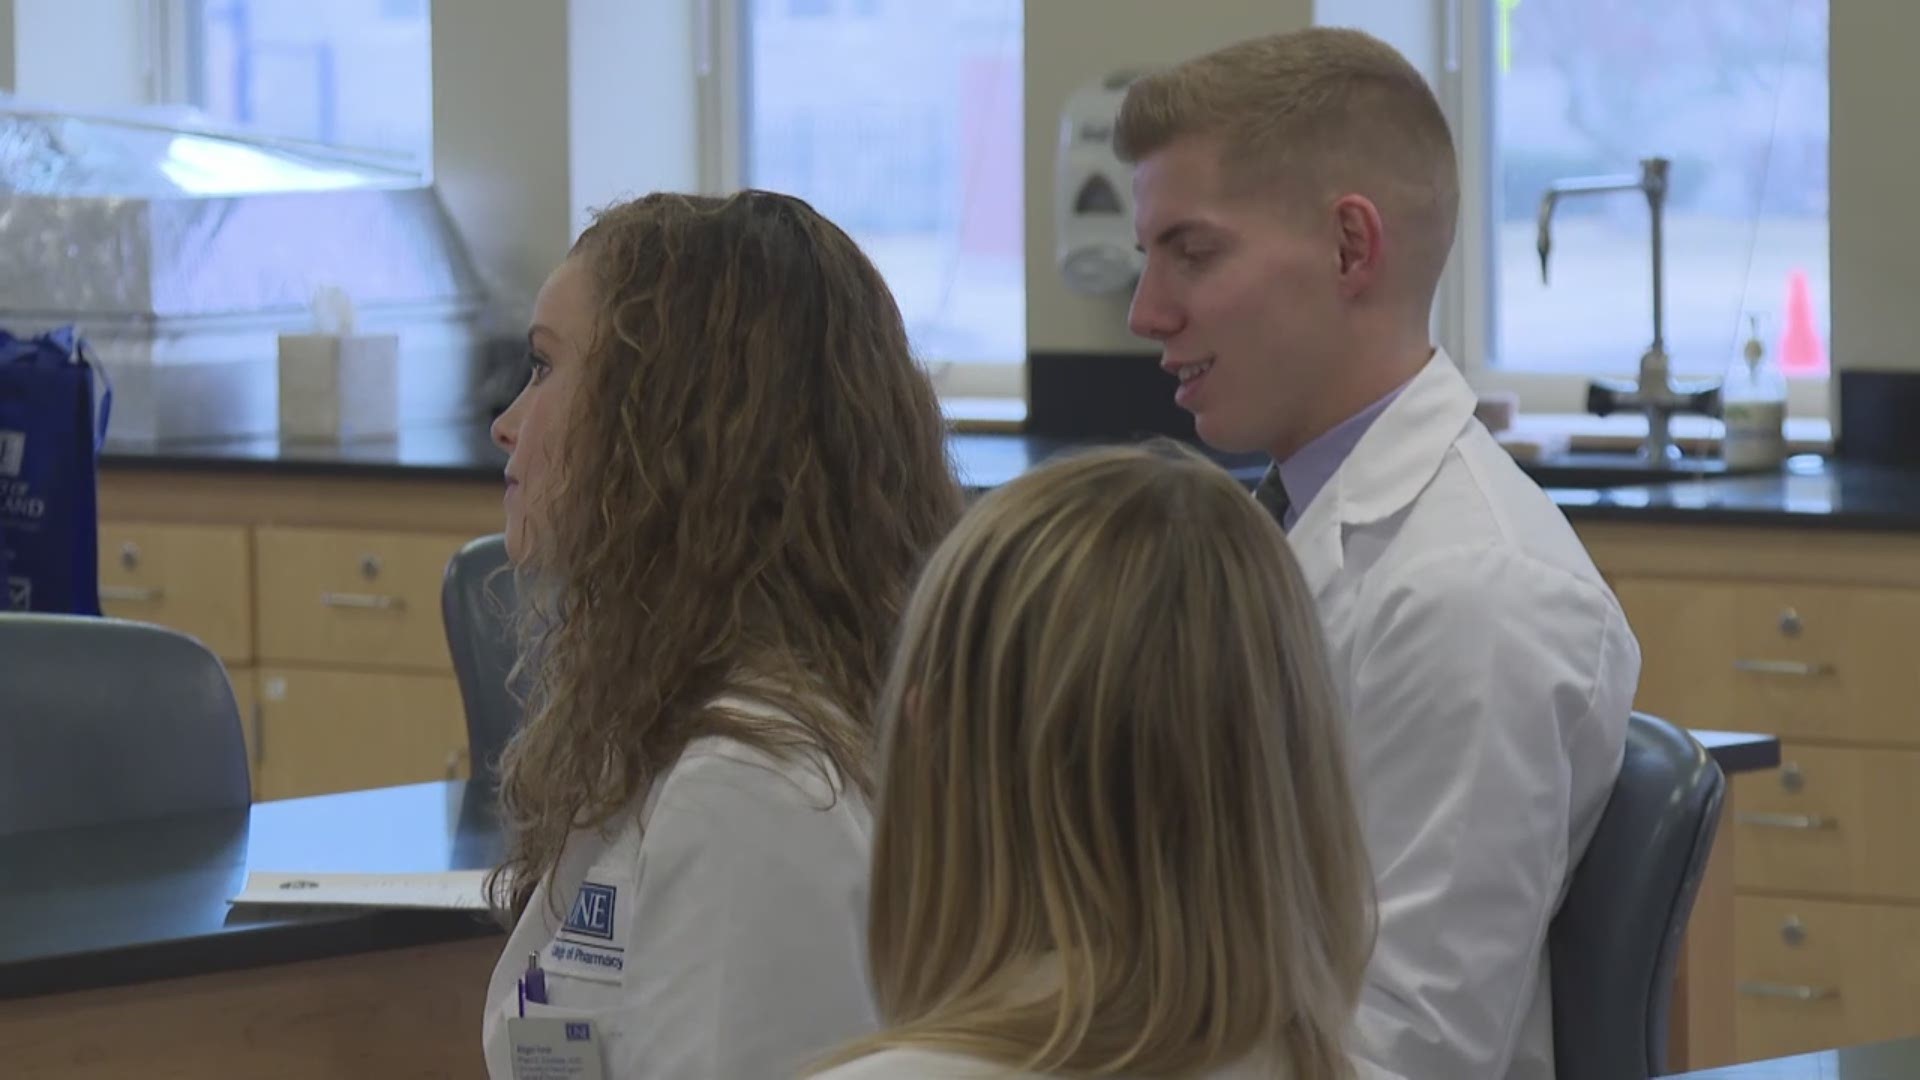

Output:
xmin=254 ymin=667 xmax=469 ymax=801
xmin=1735 ymin=895 xmax=1920 ymax=1061
xmin=97 ymin=522 xmax=253 ymax=663
xmin=255 ymin=527 xmax=472 ymax=672
xmin=1612 ymin=577 xmax=1738 ymax=731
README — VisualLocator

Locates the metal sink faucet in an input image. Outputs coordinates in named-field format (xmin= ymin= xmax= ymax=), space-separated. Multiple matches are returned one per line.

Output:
xmin=1537 ymin=156 xmax=1720 ymax=463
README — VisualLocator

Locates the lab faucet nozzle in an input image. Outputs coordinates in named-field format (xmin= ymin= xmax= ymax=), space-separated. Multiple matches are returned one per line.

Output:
xmin=1536 ymin=157 xmax=1670 ymax=291
xmin=1536 ymin=193 xmax=1557 ymax=285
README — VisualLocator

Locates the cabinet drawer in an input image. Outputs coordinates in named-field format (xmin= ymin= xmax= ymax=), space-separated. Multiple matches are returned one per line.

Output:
xmin=1734 ymin=744 xmax=1920 ymax=901
xmin=252 ymin=668 xmax=468 ymax=801
xmin=1734 ymin=896 xmax=1920 ymax=1062
xmin=97 ymin=522 xmax=252 ymax=663
xmin=256 ymin=528 xmax=469 ymax=670
xmin=1729 ymin=584 xmax=1920 ymax=746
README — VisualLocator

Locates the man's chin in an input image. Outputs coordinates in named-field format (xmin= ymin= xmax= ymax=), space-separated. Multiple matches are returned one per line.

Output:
xmin=1192 ymin=413 xmax=1269 ymax=457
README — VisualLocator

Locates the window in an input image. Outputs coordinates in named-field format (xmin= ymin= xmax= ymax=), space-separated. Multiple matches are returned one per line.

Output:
xmin=1490 ymin=0 xmax=1830 ymax=381
xmin=192 ymin=0 xmax=432 ymax=174
xmin=741 ymin=0 xmax=1024 ymax=367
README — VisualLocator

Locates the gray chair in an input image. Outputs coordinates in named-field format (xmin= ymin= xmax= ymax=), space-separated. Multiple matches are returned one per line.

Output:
xmin=1551 ymin=711 xmax=1726 ymax=1080
xmin=441 ymin=534 xmax=522 ymax=790
xmin=0 ymin=613 xmax=250 ymax=835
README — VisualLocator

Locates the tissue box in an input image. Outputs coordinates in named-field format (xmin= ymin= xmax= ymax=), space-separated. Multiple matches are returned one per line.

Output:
xmin=277 ymin=333 xmax=399 ymax=441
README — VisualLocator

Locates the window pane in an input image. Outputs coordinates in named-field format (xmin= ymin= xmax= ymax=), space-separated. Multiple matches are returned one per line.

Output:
xmin=744 ymin=0 xmax=1025 ymax=365
xmin=196 ymin=0 xmax=431 ymax=173
xmin=1495 ymin=0 xmax=1829 ymax=379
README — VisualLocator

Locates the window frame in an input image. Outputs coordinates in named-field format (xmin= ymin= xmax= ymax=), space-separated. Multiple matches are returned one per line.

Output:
xmin=700 ymin=0 xmax=1027 ymax=401
xmin=155 ymin=0 xmax=434 ymax=175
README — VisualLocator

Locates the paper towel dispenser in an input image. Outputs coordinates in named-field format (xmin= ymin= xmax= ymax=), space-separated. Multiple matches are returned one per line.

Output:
xmin=1055 ymin=71 xmax=1146 ymax=296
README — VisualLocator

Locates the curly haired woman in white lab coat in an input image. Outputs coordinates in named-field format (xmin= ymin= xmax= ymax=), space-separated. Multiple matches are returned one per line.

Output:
xmin=481 ymin=190 xmax=963 ymax=1078
xmin=809 ymin=443 xmax=1377 ymax=1080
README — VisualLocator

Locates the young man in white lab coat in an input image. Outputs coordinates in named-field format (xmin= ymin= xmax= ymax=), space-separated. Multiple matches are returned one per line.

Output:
xmin=1117 ymin=28 xmax=1641 ymax=1080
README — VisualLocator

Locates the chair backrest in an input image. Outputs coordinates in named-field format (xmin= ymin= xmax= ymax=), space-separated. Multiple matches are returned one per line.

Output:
xmin=441 ymin=534 xmax=522 ymax=790
xmin=0 ymin=614 xmax=251 ymax=835
xmin=1550 ymin=711 xmax=1726 ymax=1080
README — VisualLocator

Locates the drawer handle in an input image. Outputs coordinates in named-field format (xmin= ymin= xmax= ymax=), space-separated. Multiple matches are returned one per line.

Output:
xmin=1737 ymin=811 xmax=1835 ymax=830
xmin=100 ymin=585 xmax=164 ymax=603
xmin=1738 ymin=981 xmax=1838 ymax=1002
xmin=1781 ymin=916 xmax=1808 ymax=947
xmin=1733 ymin=658 xmax=1833 ymax=677
xmin=320 ymin=591 xmax=406 ymax=612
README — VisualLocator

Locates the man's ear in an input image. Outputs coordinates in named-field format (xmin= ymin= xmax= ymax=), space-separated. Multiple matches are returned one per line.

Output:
xmin=1331 ymin=194 xmax=1386 ymax=299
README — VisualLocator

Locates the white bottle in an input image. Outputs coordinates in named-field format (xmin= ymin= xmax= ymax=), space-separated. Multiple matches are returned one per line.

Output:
xmin=1721 ymin=315 xmax=1787 ymax=471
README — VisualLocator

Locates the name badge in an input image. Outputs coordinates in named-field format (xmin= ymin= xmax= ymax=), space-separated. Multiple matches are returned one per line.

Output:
xmin=507 ymin=1016 xmax=605 ymax=1080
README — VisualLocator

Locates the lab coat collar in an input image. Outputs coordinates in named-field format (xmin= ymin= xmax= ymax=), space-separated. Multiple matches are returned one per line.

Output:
xmin=1286 ymin=348 xmax=1477 ymax=597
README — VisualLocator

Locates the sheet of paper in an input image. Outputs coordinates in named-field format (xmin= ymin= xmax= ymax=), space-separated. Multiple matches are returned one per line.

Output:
xmin=231 ymin=869 xmax=492 ymax=911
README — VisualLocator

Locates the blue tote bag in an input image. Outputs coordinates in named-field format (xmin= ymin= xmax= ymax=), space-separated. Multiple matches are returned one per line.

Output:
xmin=0 ymin=326 xmax=112 ymax=615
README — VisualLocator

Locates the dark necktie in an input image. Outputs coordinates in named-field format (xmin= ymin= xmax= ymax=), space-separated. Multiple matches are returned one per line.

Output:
xmin=1253 ymin=463 xmax=1291 ymax=528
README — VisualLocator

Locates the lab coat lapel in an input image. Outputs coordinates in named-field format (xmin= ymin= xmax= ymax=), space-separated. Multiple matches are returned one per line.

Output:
xmin=1281 ymin=349 xmax=1478 ymax=602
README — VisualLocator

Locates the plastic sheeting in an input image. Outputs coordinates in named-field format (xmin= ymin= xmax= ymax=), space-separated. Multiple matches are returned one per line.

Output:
xmin=1 ymin=105 xmax=482 ymax=321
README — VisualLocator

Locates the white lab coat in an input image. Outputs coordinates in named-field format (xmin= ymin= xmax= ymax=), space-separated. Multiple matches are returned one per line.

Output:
xmin=480 ymin=695 xmax=877 ymax=1078
xmin=1287 ymin=350 xmax=1640 ymax=1080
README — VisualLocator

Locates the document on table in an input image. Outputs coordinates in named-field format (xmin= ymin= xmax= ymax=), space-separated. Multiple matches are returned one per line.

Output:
xmin=231 ymin=870 xmax=492 ymax=911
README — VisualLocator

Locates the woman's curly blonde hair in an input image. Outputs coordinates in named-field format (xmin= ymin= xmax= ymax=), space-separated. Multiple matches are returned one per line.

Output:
xmin=489 ymin=190 xmax=963 ymax=918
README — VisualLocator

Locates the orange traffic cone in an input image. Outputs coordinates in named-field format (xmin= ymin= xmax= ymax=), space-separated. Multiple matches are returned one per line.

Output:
xmin=1779 ymin=268 xmax=1827 ymax=375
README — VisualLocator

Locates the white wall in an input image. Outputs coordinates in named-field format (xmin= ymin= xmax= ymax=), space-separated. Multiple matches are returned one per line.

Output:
xmin=0 ymin=0 xmax=15 ymax=93
xmin=1830 ymin=3 xmax=1913 ymax=374
xmin=430 ymin=0 xmax=703 ymax=326
xmin=430 ymin=0 xmax=573 ymax=326
xmin=13 ymin=0 xmax=147 ymax=109
xmin=567 ymin=0 xmax=700 ymax=238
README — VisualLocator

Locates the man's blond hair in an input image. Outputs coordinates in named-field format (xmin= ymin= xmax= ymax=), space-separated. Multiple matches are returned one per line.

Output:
xmin=1115 ymin=27 xmax=1460 ymax=307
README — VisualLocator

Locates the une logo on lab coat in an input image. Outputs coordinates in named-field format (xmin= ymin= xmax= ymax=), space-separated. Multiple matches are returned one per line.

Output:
xmin=565 ymin=882 xmax=617 ymax=941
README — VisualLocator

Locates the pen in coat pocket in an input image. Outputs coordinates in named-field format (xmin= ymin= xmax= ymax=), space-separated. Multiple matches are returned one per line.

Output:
xmin=524 ymin=952 xmax=549 ymax=1006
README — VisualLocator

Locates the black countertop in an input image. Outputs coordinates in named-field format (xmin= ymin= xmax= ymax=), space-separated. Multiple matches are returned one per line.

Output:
xmin=101 ymin=424 xmax=1920 ymax=531
xmin=1672 ymin=1036 xmax=1920 ymax=1078
xmin=0 ymin=780 xmax=502 ymax=1000
xmin=2 ymin=734 xmax=1773 ymax=999
xmin=1692 ymin=729 xmax=1780 ymax=775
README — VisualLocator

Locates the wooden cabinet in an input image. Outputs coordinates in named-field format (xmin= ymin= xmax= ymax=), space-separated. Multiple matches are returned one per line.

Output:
xmin=97 ymin=522 xmax=252 ymax=663
xmin=1734 ymin=744 xmax=1920 ymax=902
xmin=256 ymin=527 xmax=470 ymax=671
xmin=1735 ymin=896 xmax=1920 ymax=1062
xmin=1593 ymin=522 xmax=1920 ymax=1064
xmin=1612 ymin=578 xmax=1736 ymax=730
xmin=95 ymin=521 xmax=477 ymax=802
xmin=253 ymin=668 xmax=468 ymax=801
xmin=95 ymin=470 xmax=503 ymax=805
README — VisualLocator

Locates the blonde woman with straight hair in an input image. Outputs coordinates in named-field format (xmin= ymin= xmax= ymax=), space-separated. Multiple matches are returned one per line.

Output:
xmin=811 ymin=442 xmax=1375 ymax=1080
